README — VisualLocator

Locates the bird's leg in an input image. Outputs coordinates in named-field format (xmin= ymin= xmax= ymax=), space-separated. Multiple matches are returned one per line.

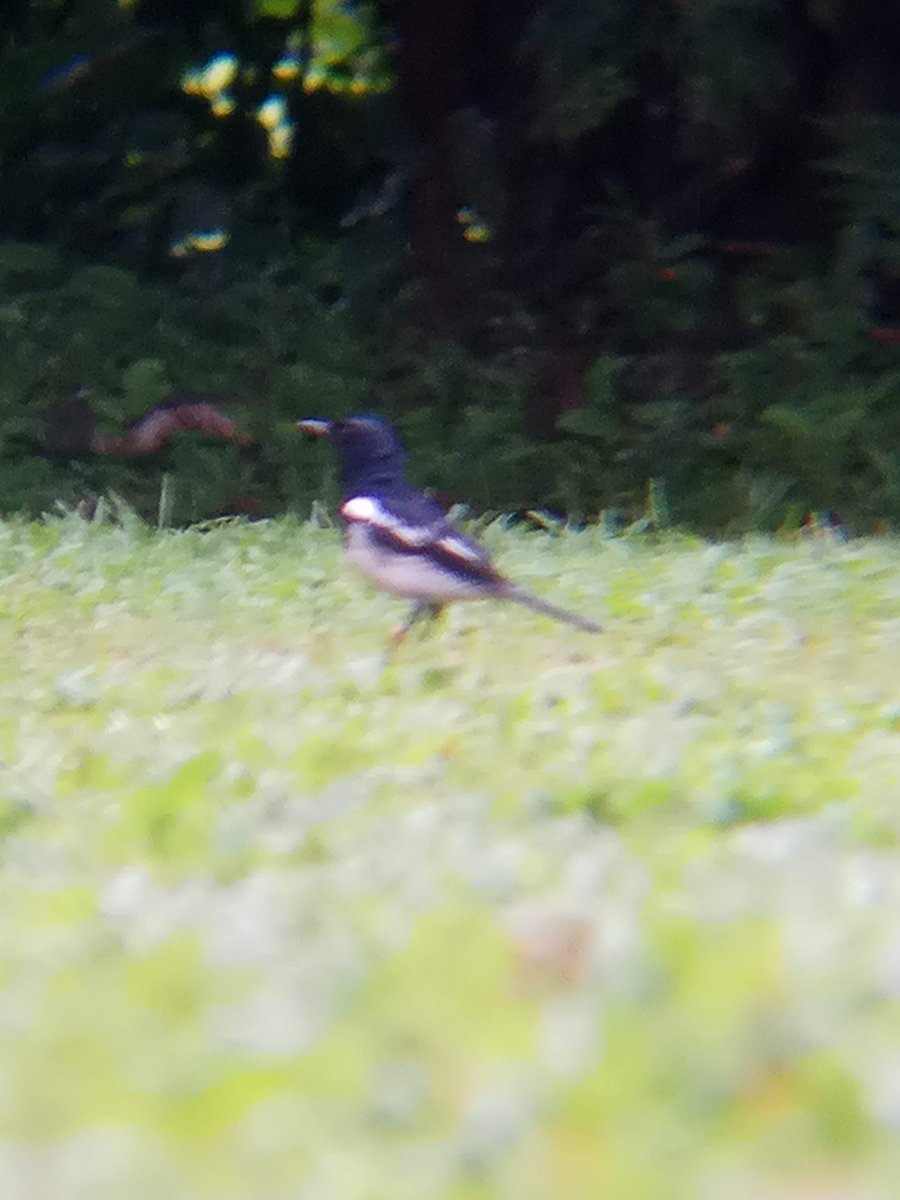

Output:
xmin=389 ymin=600 xmax=444 ymax=649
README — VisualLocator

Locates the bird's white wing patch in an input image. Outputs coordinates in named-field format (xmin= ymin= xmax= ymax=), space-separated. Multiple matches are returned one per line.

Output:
xmin=340 ymin=495 xmax=437 ymax=548
xmin=341 ymin=496 xmax=379 ymax=522
xmin=435 ymin=534 xmax=486 ymax=563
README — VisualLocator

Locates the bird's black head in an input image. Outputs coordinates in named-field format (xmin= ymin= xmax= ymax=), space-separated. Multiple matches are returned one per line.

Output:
xmin=297 ymin=414 xmax=408 ymax=493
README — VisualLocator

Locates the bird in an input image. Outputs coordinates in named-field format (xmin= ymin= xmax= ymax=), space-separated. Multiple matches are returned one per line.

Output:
xmin=297 ymin=414 xmax=602 ymax=642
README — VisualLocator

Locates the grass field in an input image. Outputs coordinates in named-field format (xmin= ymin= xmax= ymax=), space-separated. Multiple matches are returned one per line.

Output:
xmin=2 ymin=513 xmax=900 ymax=1199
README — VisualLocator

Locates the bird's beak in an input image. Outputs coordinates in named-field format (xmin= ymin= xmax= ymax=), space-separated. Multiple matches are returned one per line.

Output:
xmin=296 ymin=418 xmax=332 ymax=438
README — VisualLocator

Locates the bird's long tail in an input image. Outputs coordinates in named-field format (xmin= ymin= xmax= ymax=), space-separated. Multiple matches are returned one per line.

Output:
xmin=502 ymin=585 xmax=602 ymax=634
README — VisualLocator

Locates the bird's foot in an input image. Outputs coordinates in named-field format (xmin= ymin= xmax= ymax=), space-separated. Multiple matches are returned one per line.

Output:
xmin=387 ymin=601 xmax=444 ymax=652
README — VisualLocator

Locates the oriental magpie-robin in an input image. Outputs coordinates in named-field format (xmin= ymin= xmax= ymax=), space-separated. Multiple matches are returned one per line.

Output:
xmin=297 ymin=414 xmax=602 ymax=640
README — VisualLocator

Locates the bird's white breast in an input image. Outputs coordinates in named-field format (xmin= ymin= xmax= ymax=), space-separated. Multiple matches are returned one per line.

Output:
xmin=344 ymin=524 xmax=486 ymax=601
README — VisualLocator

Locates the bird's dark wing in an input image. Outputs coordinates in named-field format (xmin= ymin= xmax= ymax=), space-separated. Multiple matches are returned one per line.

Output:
xmin=340 ymin=493 xmax=505 ymax=589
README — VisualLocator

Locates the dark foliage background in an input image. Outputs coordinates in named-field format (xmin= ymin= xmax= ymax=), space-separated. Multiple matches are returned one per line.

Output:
xmin=3 ymin=0 xmax=900 ymax=530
